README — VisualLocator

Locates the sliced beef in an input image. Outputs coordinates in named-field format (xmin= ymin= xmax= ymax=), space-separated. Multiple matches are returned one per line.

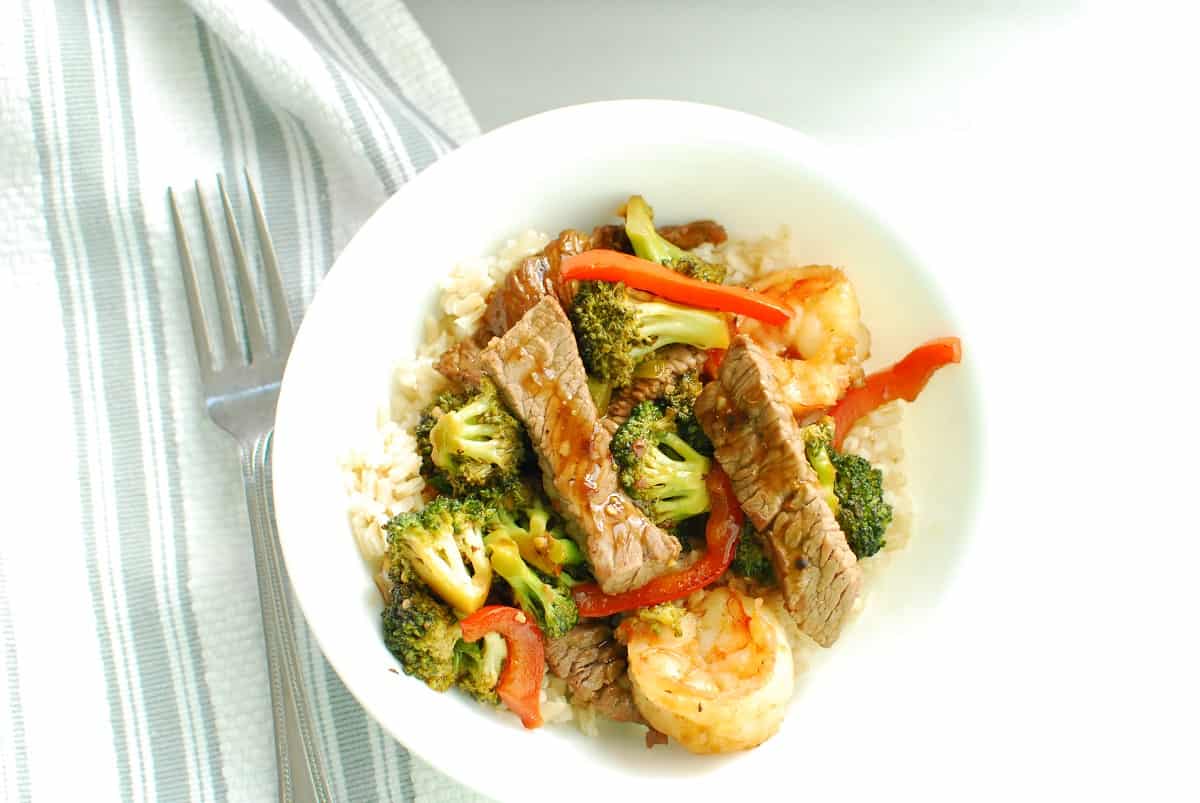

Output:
xmin=696 ymin=336 xmax=861 ymax=646
xmin=479 ymin=296 xmax=680 ymax=593
xmin=658 ymin=220 xmax=728 ymax=250
xmin=767 ymin=482 xmax=862 ymax=646
xmin=477 ymin=229 xmax=590 ymax=343
xmin=543 ymin=228 xmax=591 ymax=275
xmin=696 ymin=338 xmax=814 ymax=529
xmin=546 ymin=623 xmax=641 ymax=723
xmin=601 ymin=344 xmax=707 ymax=434
xmin=590 ymin=220 xmax=728 ymax=254
xmin=543 ymin=229 xmax=590 ymax=310
xmin=590 ymin=224 xmax=632 ymax=254
xmin=434 ymin=338 xmax=485 ymax=389
xmin=477 ymin=256 xmax=554 ymax=344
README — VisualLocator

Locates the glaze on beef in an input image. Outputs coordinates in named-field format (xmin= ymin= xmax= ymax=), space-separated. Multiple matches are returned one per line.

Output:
xmin=696 ymin=336 xmax=861 ymax=646
xmin=477 ymin=230 xmax=589 ymax=343
xmin=479 ymin=296 xmax=680 ymax=593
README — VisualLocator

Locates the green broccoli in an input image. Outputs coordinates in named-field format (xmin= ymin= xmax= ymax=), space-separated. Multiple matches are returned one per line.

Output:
xmin=519 ymin=479 xmax=595 ymax=587
xmin=631 ymin=601 xmax=685 ymax=637
xmin=830 ymin=451 xmax=893 ymax=559
xmin=468 ymin=473 xmax=535 ymax=514
xmin=381 ymin=572 xmax=462 ymax=691
xmin=484 ymin=532 xmax=579 ymax=639
xmin=570 ymin=280 xmax=730 ymax=387
xmin=661 ymin=370 xmax=713 ymax=456
xmin=416 ymin=379 xmax=527 ymax=496
xmin=611 ymin=401 xmax=711 ymax=525
xmin=454 ymin=632 xmax=507 ymax=705
xmin=797 ymin=416 xmax=892 ymax=559
xmin=381 ymin=559 xmax=507 ymax=701
xmin=623 ymin=195 xmax=727 ymax=284
xmin=800 ymin=417 xmax=839 ymax=514
xmin=729 ymin=522 xmax=775 ymax=585
xmin=385 ymin=497 xmax=493 ymax=615
xmin=488 ymin=491 xmax=584 ymax=578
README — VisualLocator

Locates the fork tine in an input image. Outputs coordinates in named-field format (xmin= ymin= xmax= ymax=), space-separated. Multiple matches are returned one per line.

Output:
xmin=195 ymin=180 xmax=244 ymax=365
xmin=244 ymin=169 xmax=294 ymax=349
xmin=217 ymin=174 xmax=271 ymax=362
xmin=169 ymin=187 xmax=214 ymax=379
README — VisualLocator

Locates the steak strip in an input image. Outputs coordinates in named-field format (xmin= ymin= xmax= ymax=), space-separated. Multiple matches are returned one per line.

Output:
xmin=434 ymin=338 xmax=485 ymax=389
xmin=696 ymin=336 xmax=861 ymax=646
xmin=477 ymin=229 xmax=590 ymax=344
xmin=546 ymin=623 xmax=642 ymax=723
xmin=479 ymin=296 xmax=680 ymax=593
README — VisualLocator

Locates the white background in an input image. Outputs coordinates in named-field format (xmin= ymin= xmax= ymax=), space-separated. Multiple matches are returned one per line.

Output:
xmin=404 ymin=2 xmax=1200 ymax=799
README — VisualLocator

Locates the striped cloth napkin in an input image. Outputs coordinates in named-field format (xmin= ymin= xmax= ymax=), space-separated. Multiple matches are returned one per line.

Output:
xmin=0 ymin=1 xmax=489 ymax=800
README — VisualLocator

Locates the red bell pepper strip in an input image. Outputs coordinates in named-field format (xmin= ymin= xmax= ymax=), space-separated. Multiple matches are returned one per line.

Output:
xmin=459 ymin=605 xmax=545 ymax=729
xmin=573 ymin=467 xmax=743 ymax=617
xmin=830 ymin=337 xmax=962 ymax=449
xmin=560 ymin=249 xmax=792 ymax=326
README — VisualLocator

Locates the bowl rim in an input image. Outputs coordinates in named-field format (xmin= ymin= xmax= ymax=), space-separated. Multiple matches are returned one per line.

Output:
xmin=272 ymin=98 xmax=987 ymax=798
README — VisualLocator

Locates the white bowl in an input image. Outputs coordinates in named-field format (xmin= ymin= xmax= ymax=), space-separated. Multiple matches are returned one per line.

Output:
xmin=273 ymin=100 xmax=983 ymax=802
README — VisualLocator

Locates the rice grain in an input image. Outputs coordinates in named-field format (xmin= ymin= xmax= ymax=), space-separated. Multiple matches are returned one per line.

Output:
xmin=341 ymin=228 xmax=919 ymax=734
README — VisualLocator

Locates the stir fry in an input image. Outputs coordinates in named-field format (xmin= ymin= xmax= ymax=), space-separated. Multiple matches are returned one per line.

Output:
xmin=363 ymin=195 xmax=961 ymax=753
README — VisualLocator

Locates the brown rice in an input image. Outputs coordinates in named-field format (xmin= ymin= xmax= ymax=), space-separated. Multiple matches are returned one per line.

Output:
xmin=340 ymin=227 xmax=915 ymax=731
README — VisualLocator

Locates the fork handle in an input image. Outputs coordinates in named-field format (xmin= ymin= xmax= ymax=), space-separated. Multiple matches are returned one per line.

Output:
xmin=241 ymin=432 xmax=333 ymax=803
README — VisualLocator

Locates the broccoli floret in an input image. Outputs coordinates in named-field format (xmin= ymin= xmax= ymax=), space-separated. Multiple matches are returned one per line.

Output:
xmin=800 ymin=417 xmax=839 ymax=514
xmin=385 ymin=497 xmax=493 ymax=614
xmin=381 ymin=562 xmax=507 ymax=701
xmin=631 ymin=601 xmax=685 ymax=638
xmin=661 ymin=371 xmax=713 ymax=456
xmin=611 ymin=401 xmax=711 ymax=525
xmin=484 ymin=532 xmax=579 ymax=638
xmin=797 ymin=416 xmax=892 ymax=558
xmin=524 ymin=481 xmax=594 ymax=587
xmin=623 ymin=195 xmax=727 ymax=284
xmin=469 ymin=473 xmax=535 ymax=513
xmin=488 ymin=491 xmax=584 ymax=578
xmin=454 ymin=632 xmax=507 ymax=705
xmin=729 ymin=522 xmax=775 ymax=585
xmin=830 ymin=451 xmax=893 ymax=559
xmin=381 ymin=573 xmax=462 ymax=691
xmin=570 ymin=280 xmax=730 ymax=388
xmin=416 ymin=379 xmax=527 ymax=496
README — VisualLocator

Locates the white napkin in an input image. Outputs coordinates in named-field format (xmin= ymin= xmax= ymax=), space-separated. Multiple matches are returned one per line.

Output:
xmin=0 ymin=0 xmax=488 ymax=800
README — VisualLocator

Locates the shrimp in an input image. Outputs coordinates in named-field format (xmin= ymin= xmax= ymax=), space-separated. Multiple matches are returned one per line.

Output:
xmin=621 ymin=587 xmax=794 ymax=754
xmin=737 ymin=266 xmax=871 ymax=413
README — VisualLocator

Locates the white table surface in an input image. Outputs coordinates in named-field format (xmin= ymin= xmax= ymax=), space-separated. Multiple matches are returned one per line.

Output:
xmin=408 ymin=0 xmax=1083 ymax=140
xmin=388 ymin=3 xmax=1199 ymax=800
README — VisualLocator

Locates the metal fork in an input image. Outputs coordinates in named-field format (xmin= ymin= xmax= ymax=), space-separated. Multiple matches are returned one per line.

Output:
xmin=169 ymin=173 xmax=331 ymax=803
